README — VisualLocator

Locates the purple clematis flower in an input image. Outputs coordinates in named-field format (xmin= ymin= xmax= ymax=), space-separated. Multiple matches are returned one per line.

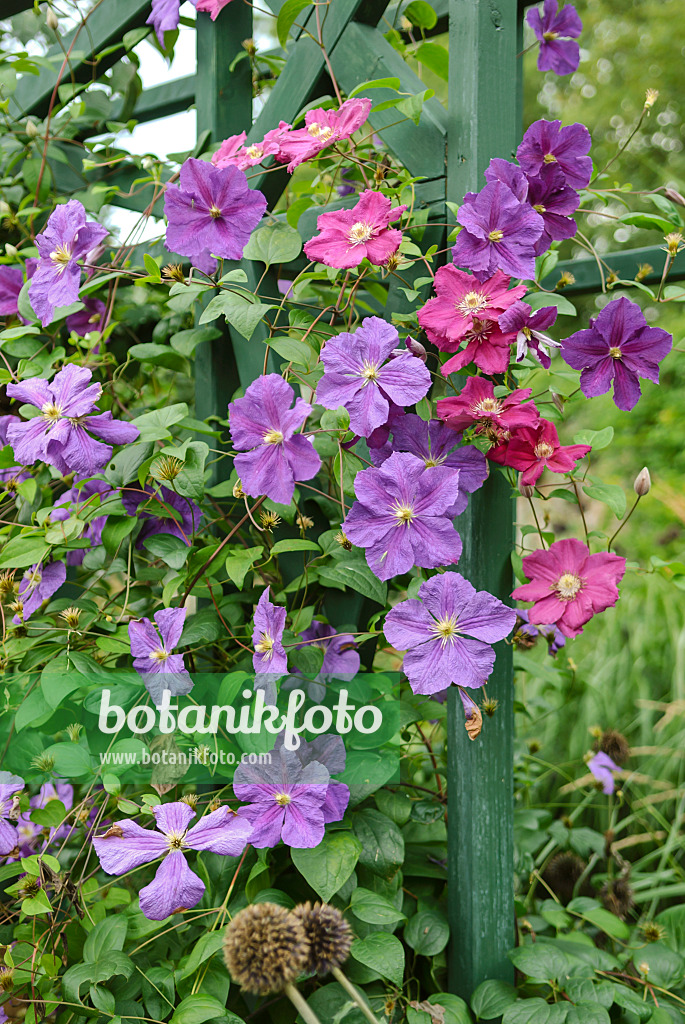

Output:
xmin=516 ymin=119 xmax=592 ymax=190
xmin=384 ymin=572 xmax=517 ymax=695
xmin=588 ymin=751 xmax=619 ymax=795
xmin=252 ymin=587 xmax=287 ymax=676
xmin=370 ymin=414 xmax=488 ymax=517
xmin=121 ymin=484 xmax=203 ymax=548
xmin=484 ymin=158 xmax=529 ymax=202
xmin=561 ymin=296 xmax=672 ymax=410
xmin=229 ymin=374 xmax=321 ymax=505
xmin=12 ymin=561 xmax=66 ymax=624
xmin=66 ymin=297 xmax=107 ymax=338
xmin=317 ymin=317 xmax=431 ymax=438
xmin=129 ymin=607 xmax=189 ymax=680
xmin=146 ymin=0 xmax=181 ymax=44
xmin=525 ymin=165 xmax=580 ymax=254
xmin=16 ymin=782 xmax=74 ymax=857
xmin=513 ymin=609 xmax=565 ymax=656
xmin=233 ymin=747 xmax=336 ymax=849
xmin=0 ymin=266 xmax=23 ymax=317
xmin=6 ymin=365 xmax=139 ymax=476
xmin=527 ymin=0 xmax=582 ymax=76
xmin=453 ymin=181 xmax=544 ymax=282
xmin=0 ymin=416 xmax=30 ymax=492
xmin=342 ymin=452 xmax=463 ymax=582
xmin=0 ymin=773 xmax=23 ymax=856
xmin=296 ymin=620 xmax=360 ymax=681
xmin=29 ymin=200 xmax=108 ymax=327
xmin=93 ymin=802 xmax=252 ymax=920
xmin=53 ymin=478 xmax=113 ymax=565
xmin=164 ymin=157 xmax=267 ymax=265
xmin=498 ymin=299 xmax=560 ymax=369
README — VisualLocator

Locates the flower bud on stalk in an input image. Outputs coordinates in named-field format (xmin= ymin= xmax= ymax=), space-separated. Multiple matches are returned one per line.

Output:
xmin=46 ymin=7 xmax=59 ymax=31
xmin=633 ymin=467 xmax=651 ymax=496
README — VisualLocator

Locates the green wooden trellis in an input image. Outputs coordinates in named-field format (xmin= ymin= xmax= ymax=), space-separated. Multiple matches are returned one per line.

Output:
xmin=7 ymin=0 xmax=685 ymax=1003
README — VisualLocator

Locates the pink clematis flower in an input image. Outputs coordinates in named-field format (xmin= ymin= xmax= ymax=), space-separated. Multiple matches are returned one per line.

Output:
xmin=437 ymin=377 xmax=540 ymax=438
xmin=304 ymin=190 xmax=406 ymax=270
xmin=512 ymin=538 xmax=626 ymax=638
xmin=212 ymin=123 xmax=289 ymax=170
xmin=418 ymin=266 xmax=526 ymax=350
xmin=487 ymin=419 xmax=591 ymax=485
xmin=194 ymin=0 xmax=235 ymax=19
xmin=278 ymin=98 xmax=371 ymax=172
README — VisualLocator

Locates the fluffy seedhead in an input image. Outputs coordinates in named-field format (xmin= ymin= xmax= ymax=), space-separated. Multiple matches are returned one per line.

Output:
xmin=292 ymin=901 xmax=354 ymax=975
xmin=223 ymin=902 xmax=310 ymax=995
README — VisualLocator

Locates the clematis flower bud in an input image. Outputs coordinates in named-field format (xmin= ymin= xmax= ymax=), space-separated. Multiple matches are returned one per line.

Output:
xmin=25 ymin=119 xmax=39 ymax=139
xmin=46 ymin=7 xmax=59 ymax=30
xmin=5 ymin=244 xmax=18 ymax=259
xmin=665 ymin=188 xmax=685 ymax=207
xmin=405 ymin=335 xmax=427 ymax=362
xmin=634 ymin=467 xmax=651 ymax=496
xmin=519 ymin=480 xmax=535 ymax=498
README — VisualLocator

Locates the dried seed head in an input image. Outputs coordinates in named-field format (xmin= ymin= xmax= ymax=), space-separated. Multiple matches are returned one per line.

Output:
xmin=223 ymin=903 xmax=311 ymax=994
xmin=153 ymin=455 xmax=184 ymax=482
xmin=600 ymin=729 xmax=630 ymax=766
xmin=664 ymin=232 xmax=684 ymax=257
xmin=162 ymin=264 xmax=186 ymax=284
xmin=635 ymin=263 xmax=653 ymax=282
xmin=0 ymin=572 xmax=16 ymax=598
xmin=542 ymin=852 xmax=589 ymax=906
xmin=180 ymin=793 xmax=199 ymax=808
xmin=335 ymin=531 xmax=352 ymax=551
xmin=66 ymin=723 xmax=82 ymax=742
xmin=0 ymin=967 xmax=14 ymax=991
xmin=606 ymin=270 xmax=619 ymax=288
xmin=480 ymin=697 xmax=499 ymax=718
xmin=291 ymin=902 xmax=354 ymax=975
xmin=556 ymin=271 xmax=575 ymax=290
xmin=296 ymin=514 xmax=314 ymax=531
xmin=30 ymin=753 xmax=55 ymax=773
xmin=640 ymin=921 xmax=666 ymax=943
xmin=601 ymin=874 xmax=634 ymax=920
xmin=259 ymin=510 xmax=281 ymax=531
xmin=232 ymin=480 xmax=245 ymax=499
xmin=384 ymin=251 xmax=402 ymax=272
xmin=60 ymin=607 xmax=81 ymax=629
xmin=208 ymin=796 xmax=221 ymax=812
xmin=644 ymin=88 xmax=659 ymax=109
xmin=633 ymin=467 xmax=651 ymax=496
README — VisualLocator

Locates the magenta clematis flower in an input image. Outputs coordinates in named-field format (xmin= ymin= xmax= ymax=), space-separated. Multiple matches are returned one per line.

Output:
xmin=164 ymin=158 xmax=267 ymax=267
xmin=453 ymin=181 xmax=544 ymax=283
xmin=516 ymin=119 xmax=592 ymax=190
xmin=317 ymin=317 xmax=431 ymax=437
xmin=384 ymin=572 xmax=516 ymax=695
xmin=233 ymin=746 xmax=343 ymax=849
xmin=0 ymin=773 xmax=24 ymax=856
xmin=229 ymin=374 xmax=321 ymax=505
xmin=371 ymin=414 xmax=488 ymax=516
xmin=53 ymin=478 xmax=113 ymax=565
xmin=278 ymin=98 xmax=371 ymax=172
xmin=437 ymin=377 xmax=540 ymax=437
xmin=6 ymin=365 xmax=139 ymax=475
xmin=12 ymin=561 xmax=66 ymax=624
xmin=129 ymin=607 xmax=188 ymax=675
xmin=29 ymin=200 xmax=107 ymax=327
xmin=512 ymin=538 xmax=626 ymax=638
xmin=121 ymin=485 xmax=203 ymax=548
xmin=93 ymin=802 xmax=251 ymax=921
xmin=342 ymin=452 xmax=463 ymax=581
xmin=483 ymin=158 xmax=530 ymax=202
xmin=527 ymin=0 xmax=582 ymax=76
xmin=212 ymin=123 xmax=289 ymax=170
xmin=498 ymin=299 xmax=560 ymax=369
xmin=252 ymin=587 xmax=287 ymax=676
xmin=304 ymin=190 xmax=406 ymax=270
xmin=296 ymin=620 xmax=360 ymax=681
xmin=525 ymin=165 xmax=580 ymax=254
xmin=514 ymin=609 xmax=566 ymax=657
xmin=0 ymin=266 xmax=23 ymax=317
xmin=487 ymin=419 xmax=591 ymax=485
xmin=588 ymin=751 xmax=619 ymax=795
xmin=194 ymin=0 xmax=234 ymax=19
xmin=560 ymin=297 xmax=672 ymax=411
xmin=418 ymin=266 xmax=526 ymax=350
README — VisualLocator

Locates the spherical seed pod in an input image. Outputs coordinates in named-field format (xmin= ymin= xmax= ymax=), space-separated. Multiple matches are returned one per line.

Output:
xmin=223 ymin=902 xmax=311 ymax=995
xmin=599 ymin=729 xmax=630 ymax=766
xmin=292 ymin=902 xmax=354 ymax=976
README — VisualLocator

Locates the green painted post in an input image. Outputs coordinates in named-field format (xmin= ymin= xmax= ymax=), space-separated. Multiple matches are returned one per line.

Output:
xmin=445 ymin=0 xmax=520 ymax=1002
xmin=194 ymin=8 xmax=253 ymax=431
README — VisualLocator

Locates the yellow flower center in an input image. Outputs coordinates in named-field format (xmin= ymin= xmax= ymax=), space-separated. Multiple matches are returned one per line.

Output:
xmin=534 ymin=441 xmax=555 ymax=459
xmin=542 ymin=30 xmax=560 ymax=40
xmin=533 ymin=203 xmax=546 ymax=213
xmin=41 ymin=402 xmax=63 ymax=422
xmin=457 ymin=290 xmax=488 ymax=315
xmin=255 ymin=633 xmax=274 ymax=658
xmin=245 ymin=144 xmax=263 ymax=160
xmin=307 ymin=122 xmax=333 ymax=142
xmin=361 ymin=360 xmax=380 ymax=382
xmin=473 ymin=397 xmax=502 ymax=416
xmin=24 ymin=570 xmax=42 ymax=589
xmin=391 ymin=502 xmax=415 ymax=526
xmin=609 ymin=346 xmax=622 ymax=360
xmin=263 ymin=429 xmax=284 ymax=445
xmin=209 ymin=204 xmax=222 ymax=219
xmin=424 ymin=455 xmax=445 ymax=467
xmin=554 ymin=572 xmax=583 ymax=600
xmin=543 ymin=153 xmax=557 ymax=164
xmin=150 ymin=647 xmax=170 ymax=662
xmin=348 ymin=221 xmax=374 ymax=245
xmin=166 ymin=830 xmax=186 ymax=850
xmin=488 ymin=229 xmax=504 ymax=242
xmin=275 ymin=792 xmax=292 ymax=806
xmin=430 ymin=615 xmax=460 ymax=645
xmin=49 ymin=244 xmax=72 ymax=271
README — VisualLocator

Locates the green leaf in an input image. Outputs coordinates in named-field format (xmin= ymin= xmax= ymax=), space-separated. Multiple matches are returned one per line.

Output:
xmin=502 ymin=1001 xmax=569 ymax=1024
xmin=41 ymin=656 xmax=86 ymax=709
xmin=84 ymin=916 xmax=128 ymax=963
xmin=132 ymin=403 xmax=189 ymax=442
xmin=30 ymin=800 xmax=66 ymax=828
xmin=291 ymin=831 xmax=362 ymax=901
xmin=243 ymin=221 xmax=303 ymax=266
xmin=353 ymin=808 xmax=404 ymax=880
xmin=105 ymin=441 xmax=154 ymax=487
xmin=404 ymin=1 xmax=438 ymax=29
xmin=0 ymin=533 xmax=48 ymax=569
xmin=317 ymin=552 xmax=387 ymax=605
xmin=348 ymin=77 xmax=401 ymax=97
xmin=170 ymin=326 xmax=222 ymax=358
xmin=41 ymin=742 xmax=92 ymax=778
xmin=350 ymin=933 xmax=405 ymax=987
xmin=276 ymin=0 xmax=311 ymax=48
xmin=199 ymin=291 xmax=273 ymax=340
xmin=170 ymin=994 xmax=232 ymax=1024
xmin=620 ymin=212 xmax=677 ymax=233
xmin=177 ymin=931 xmax=226 ymax=979
xmin=611 ymin=985 xmax=654 ymax=1021
xmin=270 ymin=538 xmax=320 ymax=555
xmin=526 ymin=292 xmax=577 ymax=316
xmin=508 ymin=944 xmax=572 ymax=981
xmin=576 ymin=905 xmax=630 ymax=940
xmin=101 ymin=515 xmax=137 ymax=555
xmin=573 ymin=426 xmax=614 ymax=450
xmin=223 ymin=546 xmax=264 ymax=589
xmin=268 ymin=335 xmax=316 ymax=369
xmin=471 ymin=979 xmax=518 ymax=1020
xmin=404 ymin=909 xmax=450 ymax=956
xmin=350 ymin=888 xmax=406 ymax=925
xmin=414 ymin=42 xmax=448 ymax=80
xmin=582 ymin=482 xmax=626 ymax=519
xmin=128 ymin=343 xmax=187 ymax=372
xmin=143 ymin=533 xmax=190 ymax=570
xmin=565 ymin=1005 xmax=610 ymax=1024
